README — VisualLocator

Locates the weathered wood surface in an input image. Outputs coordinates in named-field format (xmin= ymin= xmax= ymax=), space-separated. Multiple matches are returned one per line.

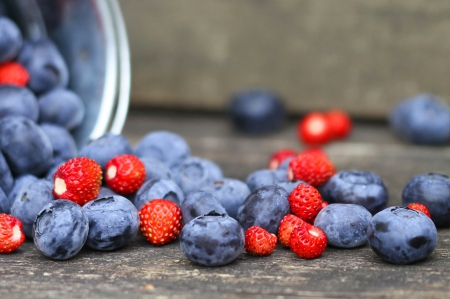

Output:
xmin=2 ymin=109 xmax=450 ymax=299
xmin=120 ymin=0 xmax=450 ymax=119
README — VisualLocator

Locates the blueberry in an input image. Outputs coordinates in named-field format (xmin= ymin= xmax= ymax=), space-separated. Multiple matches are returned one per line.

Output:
xmin=200 ymin=178 xmax=251 ymax=219
xmin=78 ymin=133 xmax=133 ymax=174
xmin=236 ymin=184 xmax=290 ymax=234
xmin=320 ymin=170 xmax=389 ymax=214
xmin=0 ymin=186 xmax=8 ymax=214
xmin=17 ymin=38 xmax=69 ymax=94
xmin=0 ymin=85 xmax=39 ymax=122
xmin=0 ymin=115 xmax=53 ymax=176
xmin=174 ymin=156 xmax=223 ymax=195
xmin=228 ymin=88 xmax=286 ymax=135
xmin=140 ymin=157 xmax=173 ymax=182
xmin=83 ymin=195 xmax=140 ymax=251
xmin=0 ymin=17 xmax=22 ymax=63
xmin=0 ymin=151 xmax=13 ymax=196
xmin=277 ymin=180 xmax=308 ymax=195
xmin=180 ymin=211 xmax=245 ymax=266
xmin=181 ymin=191 xmax=227 ymax=223
xmin=33 ymin=200 xmax=89 ymax=260
xmin=38 ymin=88 xmax=85 ymax=130
xmin=367 ymin=206 xmax=437 ymax=264
xmin=10 ymin=179 xmax=54 ymax=238
xmin=134 ymin=130 xmax=191 ymax=172
xmin=97 ymin=186 xmax=118 ymax=198
xmin=40 ymin=123 xmax=78 ymax=167
xmin=389 ymin=93 xmax=450 ymax=145
xmin=133 ymin=179 xmax=184 ymax=210
xmin=314 ymin=203 xmax=372 ymax=248
xmin=6 ymin=174 xmax=38 ymax=214
xmin=246 ymin=169 xmax=288 ymax=192
xmin=401 ymin=173 xmax=450 ymax=227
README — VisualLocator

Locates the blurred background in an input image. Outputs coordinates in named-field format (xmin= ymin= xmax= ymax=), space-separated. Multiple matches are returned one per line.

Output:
xmin=118 ymin=0 xmax=450 ymax=120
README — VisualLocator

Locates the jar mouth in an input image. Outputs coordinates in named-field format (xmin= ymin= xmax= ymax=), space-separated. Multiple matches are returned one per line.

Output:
xmin=3 ymin=0 xmax=130 ymax=148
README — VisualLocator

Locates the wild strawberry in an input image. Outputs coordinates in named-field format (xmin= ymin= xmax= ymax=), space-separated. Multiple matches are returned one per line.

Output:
xmin=407 ymin=202 xmax=431 ymax=218
xmin=297 ymin=112 xmax=332 ymax=145
xmin=139 ymin=199 xmax=182 ymax=246
xmin=105 ymin=154 xmax=146 ymax=194
xmin=0 ymin=214 xmax=25 ymax=254
xmin=288 ymin=151 xmax=336 ymax=187
xmin=0 ymin=62 xmax=29 ymax=87
xmin=289 ymin=224 xmax=327 ymax=259
xmin=278 ymin=214 xmax=307 ymax=247
xmin=268 ymin=148 xmax=297 ymax=170
xmin=53 ymin=157 xmax=103 ymax=206
xmin=245 ymin=226 xmax=277 ymax=256
xmin=288 ymin=184 xmax=324 ymax=223
xmin=326 ymin=109 xmax=352 ymax=140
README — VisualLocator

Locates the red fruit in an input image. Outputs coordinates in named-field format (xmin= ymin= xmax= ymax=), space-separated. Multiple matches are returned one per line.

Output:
xmin=139 ymin=199 xmax=182 ymax=246
xmin=288 ymin=151 xmax=336 ymax=187
xmin=245 ymin=226 xmax=277 ymax=256
xmin=268 ymin=148 xmax=297 ymax=170
xmin=0 ymin=214 xmax=25 ymax=254
xmin=326 ymin=109 xmax=352 ymax=140
xmin=288 ymin=184 xmax=324 ymax=223
xmin=297 ymin=112 xmax=332 ymax=145
xmin=278 ymin=214 xmax=307 ymax=247
xmin=407 ymin=202 xmax=431 ymax=218
xmin=289 ymin=224 xmax=327 ymax=259
xmin=105 ymin=154 xmax=146 ymax=194
xmin=0 ymin=62 xmax=29 ymax=87
xmin=53 ymin=157 xmax=103 ymax=206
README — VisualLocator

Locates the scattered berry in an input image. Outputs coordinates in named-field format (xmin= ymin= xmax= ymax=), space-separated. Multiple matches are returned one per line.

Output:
xmin=52 ymin=157 xmax=103 ymax=206
xmin=289 ymin=223 xmax=327 ymax=259
xmin=134 ymin=179 xmax=185 ymax=210
xmin=406 ymin=202 xmax=431 ymax=218
xmin=181 ymin=191 xmax=227 ymax=223
xmin=278 ymin=214 xmax=306 ymax=247
xmin=268 ymin=148 xmax=297 ymax=170
xmin=245 ymin=226 xmax=277 ymax=256
xmin=288 ymin=184 xmax=324 ymax=223
xmin=105 ymin=154 xmax=146 ymax=195
xmin=297 ymin=112 xmax=332 ymax=145
xmin=0 ymin=62 xmax=29 ymax=86
xmin=288 ymin=152 xmax=336 ymax=187
xmin=139 ymin=199 xmax=182 ymax=246
xmin=326 ymin=109 xmax=352 ymax=140
xmin=0 ymin=213 xmax=25 ymax=253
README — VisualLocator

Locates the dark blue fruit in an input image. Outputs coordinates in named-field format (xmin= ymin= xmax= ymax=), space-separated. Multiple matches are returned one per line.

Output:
xmin=389 ymin=93 xmax=450 ymax=145
xmin=246 ymin=169 xmax=288 ymax=192
xmin=181 ymin=191 xmax=227 ymax=223
xmin=0 ymin=85 xmax=39 ymax=122
xmin=10 ymin=179 xmax=54 ymax=238
xmin=0 ymin=115 xmax=53 ymax=176
xmin=17 ymin=38 xmax=69 ymax=94
xmin=133 ymin=179 xmax=184 ymax=210
xmin=0 ymin=187 xmax=8 ymax=214
xmin=0 ymin=151 xmax=13 ymax=196
xmin=38 ymin=88 xmax=85 ymax=131
xmin=367 ymin=206 xmax=437 ymax=265
xmin=401 ymin=173 xmax=450 ymax=227
xmin=314 ymin=203 xmax=372 ymax=248
xmin=180 ymin=211 xmax=245 ymax=266
xmin=33 ymin=200 xmax=89 ymax=260
xmin=320 ymin=170 xmax=389 ymax=214
xmin=6 ymin=174 xmax=38 ymax=214
xmin=40 ymin=123 xmax=78 ymax=167
xmin=97 ymin=186 xmax=118 ymax=198
xmin=134 ymin=130 xmax=191 ymax=172
xmin=200 ymin=178 xmax=250 ymax=219
xmin=236 ymin=184 xmax=290 ymax=234
xmin=277 ymin=180 xmax=308 ymax=195
xmin=140 ymin=157 xmax=173 ymax=182
xmin=0 ymin=17 xmax=22 ymax=63
xmin=228 ymin=88 xmax=286 ymax=135
xmin=83 ymin=195 xmax=140 ymax=251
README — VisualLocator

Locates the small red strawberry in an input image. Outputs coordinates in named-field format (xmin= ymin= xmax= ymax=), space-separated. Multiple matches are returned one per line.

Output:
xmin=407 ymin=202 xmax=431 ymax=218
xmin=288 ymin=151 xmax=336 ymax=187
xmin=0 ymin=214 xmax=25 ymax=254
xmin=326 ymin=109 xmax=352 ymax=140
xmin=278 ymin=214 xmax=306 ymax=247
xmin=105 ymin=154 xmax=146 ymax=194
xmin=289 ymin=223 xmax=327 ymax=259
xmin=139 ymin=199 xmax=182 ymax=246
xmin=297 ymin=112 xmax=332 ymax=145
xmin=245 ymin=226 xmax=277 ymax=256
xmin=268 ymin=148 xmax=297 ymax=170
xmin=53 ymin=157 xmax=103 ymax=206
xmin=0 ymin=62 xmax=29 ymax=87
xmin=288 ymin=184 xmax=324 ymax=223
